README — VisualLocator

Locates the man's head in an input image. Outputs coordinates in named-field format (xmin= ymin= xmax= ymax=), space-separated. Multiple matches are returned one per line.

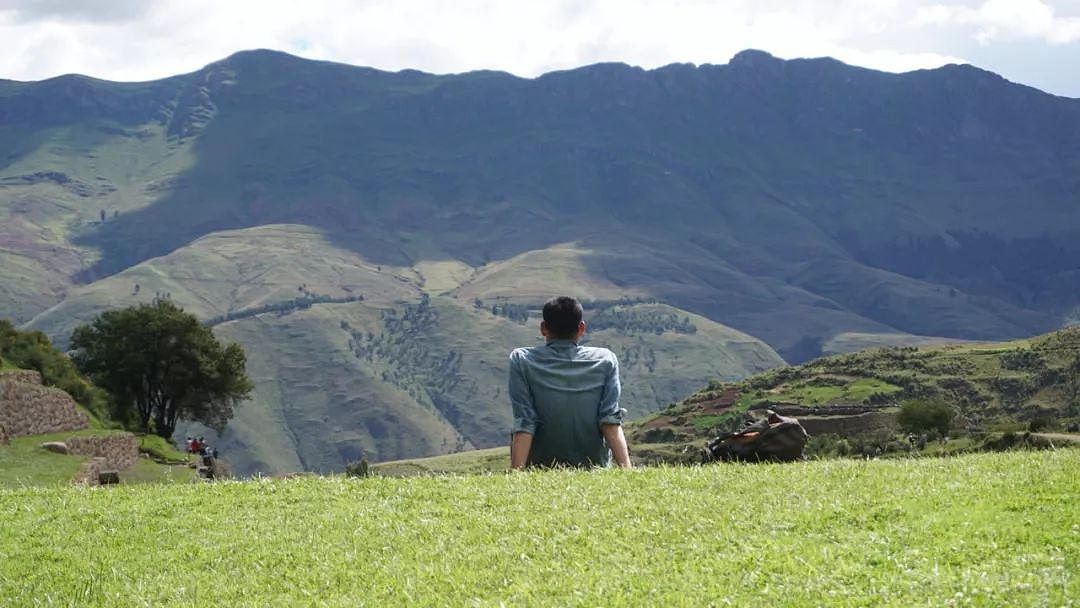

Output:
xmin=541 ymin=296 xmax=585 ymax=341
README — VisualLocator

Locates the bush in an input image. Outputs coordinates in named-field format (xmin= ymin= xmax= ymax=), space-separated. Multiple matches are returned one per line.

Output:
xmin=1000 ymin=349 xmax=1045 ymax=371
xmin=897 ymin=398 xmax=956 ymax=436
xmin=805 ymin=434 xmax=853 ymax=458
xmin=1027 ymin=415 xmax=1055 ymax=433
xmin=345 ymin=458 xmax=371 ymax=478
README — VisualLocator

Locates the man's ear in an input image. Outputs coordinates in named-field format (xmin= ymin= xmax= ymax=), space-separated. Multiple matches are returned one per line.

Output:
xmin=540 ymin=320 xmax=549 ymax=338
xmin=577 ymin=321 xmax=586 ymax=338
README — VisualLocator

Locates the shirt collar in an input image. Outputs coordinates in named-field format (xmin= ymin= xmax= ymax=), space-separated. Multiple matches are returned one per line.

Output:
xmin=545 ymin=338 xmax=579 ymax=347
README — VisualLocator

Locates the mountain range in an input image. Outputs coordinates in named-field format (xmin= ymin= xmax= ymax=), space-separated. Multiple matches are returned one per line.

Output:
xmin=1 ymin=49 xmax=1077 ymax=474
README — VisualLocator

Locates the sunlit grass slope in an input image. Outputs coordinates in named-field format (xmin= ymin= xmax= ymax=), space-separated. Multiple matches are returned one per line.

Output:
xmin=0 ymin=451 xmax=1075 ymax=607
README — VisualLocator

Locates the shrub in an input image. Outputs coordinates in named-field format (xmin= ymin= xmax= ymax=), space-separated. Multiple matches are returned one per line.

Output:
xmin=805 ymin=434 xmax=853 ymax=458
xmin=1000 ymin=348 xmax=1045 ymax=371
xmin=1027 ymin=415 xmax=1055 ymax=433
xmin=345 ymin=458 xmax=371 ymax=478
xmin=897 ymin=398 xmax=956 ymax=436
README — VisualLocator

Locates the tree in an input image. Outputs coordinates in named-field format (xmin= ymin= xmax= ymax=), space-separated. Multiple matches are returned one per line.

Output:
xmin=897 ymin=398 xmax=956 ymax=436
xmin=70 ymin=300 xmax=253 ymax=439
xmin=1067 ymin=353 xmax=1080 ymax=417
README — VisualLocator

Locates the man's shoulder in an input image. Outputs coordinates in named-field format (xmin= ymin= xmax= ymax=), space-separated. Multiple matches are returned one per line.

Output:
xmin=509 ymin=344 xmax=617 ymax=363
xmin=509 ymin=346 xmax=540 ymax=366
xmin=575 ymin=345 xmax=618 ymax=363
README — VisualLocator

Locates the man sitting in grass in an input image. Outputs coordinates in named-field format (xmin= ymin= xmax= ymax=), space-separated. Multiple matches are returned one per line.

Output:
xmin=508 ymin=296 xmax=632 ymax=469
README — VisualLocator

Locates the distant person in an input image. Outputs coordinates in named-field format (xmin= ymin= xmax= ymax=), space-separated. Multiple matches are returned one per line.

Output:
xmin=185 ymin=436 xmax=194 ymax=453
xmin=190 ymin=437 xmax=201 ymax=454
xmin=507 ymin=296 xmax=632 ymax=469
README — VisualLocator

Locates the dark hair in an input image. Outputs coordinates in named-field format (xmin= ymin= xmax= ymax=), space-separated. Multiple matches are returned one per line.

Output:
xmin=542 ymin=296 xmax=583 ymax=339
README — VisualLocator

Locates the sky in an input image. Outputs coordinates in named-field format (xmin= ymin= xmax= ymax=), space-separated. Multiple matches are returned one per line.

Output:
xmin=0 ymin=0 xmax=1078 ymax=97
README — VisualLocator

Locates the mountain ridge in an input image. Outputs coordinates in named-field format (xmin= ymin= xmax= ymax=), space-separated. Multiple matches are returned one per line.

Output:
xmin=4 ymin=47 xmax=1065 ymax=99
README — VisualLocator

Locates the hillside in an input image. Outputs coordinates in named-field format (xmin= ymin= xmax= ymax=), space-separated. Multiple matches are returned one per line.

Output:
xmin=3 ymin=50 xmax=1079 ymax=360
xmin=0 ymin=451 xmax=1075 ymax=605
xmin=20 ymin=224 xmax=782 ymax=474
xmin=628 ymin=326 xmax=1080 ymax=454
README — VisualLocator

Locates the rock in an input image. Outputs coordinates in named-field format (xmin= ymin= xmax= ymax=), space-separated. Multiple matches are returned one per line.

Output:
xmin=98 ymin=470 xmax=120 ymax=485
xmin=40 ymin=441 xmax=70 ymax=455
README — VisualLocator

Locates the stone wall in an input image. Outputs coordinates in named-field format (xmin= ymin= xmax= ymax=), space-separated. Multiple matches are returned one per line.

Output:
xmin=73 ymin=457 xmax=107 ymax=486
xmin=0 ymin=370 xmax=43 ymax=384
xmin=65 ymin=433 xmax=139 ymax=470
xmin=0 ymin=370 xmax=88 ymax=438
xmin=798 ymin=411 xmax=898 ymax=437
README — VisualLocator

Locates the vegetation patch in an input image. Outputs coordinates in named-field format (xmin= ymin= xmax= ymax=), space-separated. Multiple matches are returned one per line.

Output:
xmin=0 ymin=451 xmax=1075 ymax=606
xmin=630 ymin=327 xmax=1080 ymax=452
xmin=137 ymin=434 xmax=191 ymax=463
xmin=689 ymin=412 xmax=741 ymax=432
xmin=0 ymin=320 xmax=111 ymax=423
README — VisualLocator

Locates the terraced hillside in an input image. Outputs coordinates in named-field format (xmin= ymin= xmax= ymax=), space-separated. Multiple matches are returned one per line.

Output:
xmin=185 ymin=296 xmax=783 ymax=475
xmin=628 ymin=326 xmax=1080 ymax=454
xmin=21 ymin=228 xmax=783 ymax=474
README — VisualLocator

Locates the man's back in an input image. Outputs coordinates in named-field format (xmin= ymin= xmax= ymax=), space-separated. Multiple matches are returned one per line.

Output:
xmin=508 ymin=339 xmax=623 ymax=467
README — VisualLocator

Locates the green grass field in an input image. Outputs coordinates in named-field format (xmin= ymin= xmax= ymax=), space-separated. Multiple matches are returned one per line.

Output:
xmin=0 ymin=450 xmax=1075 ymax=606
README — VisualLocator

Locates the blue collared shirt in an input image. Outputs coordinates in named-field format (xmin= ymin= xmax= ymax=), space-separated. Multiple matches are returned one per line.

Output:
xmin=508 ymin=339 xmax=625 ymax=468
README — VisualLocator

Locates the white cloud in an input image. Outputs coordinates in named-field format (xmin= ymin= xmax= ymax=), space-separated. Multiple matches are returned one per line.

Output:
xmin=920 ymin=0 xmax=1080 ymax=43
xmin=0 ymin=0 xmax=979 ymax=83
xmin=0 ymin=0 xmax=1075 ymax=100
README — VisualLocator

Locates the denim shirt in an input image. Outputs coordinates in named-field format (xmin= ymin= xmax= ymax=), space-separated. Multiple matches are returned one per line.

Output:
xmin=508 ymin=339 xmax=625 ymax=468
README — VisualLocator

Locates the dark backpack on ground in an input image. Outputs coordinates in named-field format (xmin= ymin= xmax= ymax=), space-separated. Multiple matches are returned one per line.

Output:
xmin=702 ymin=410 xmax=809 ymax=463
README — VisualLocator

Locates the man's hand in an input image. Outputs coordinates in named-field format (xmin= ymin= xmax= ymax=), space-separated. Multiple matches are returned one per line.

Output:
xmin=601 ymin=424 xmax=632 ymax=469
xmin=510 ymin=432 xmax=533 ymax=470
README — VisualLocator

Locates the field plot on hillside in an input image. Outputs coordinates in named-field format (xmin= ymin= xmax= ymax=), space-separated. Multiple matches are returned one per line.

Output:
xmin=0 ymin=451 xmax=1076 ymax=606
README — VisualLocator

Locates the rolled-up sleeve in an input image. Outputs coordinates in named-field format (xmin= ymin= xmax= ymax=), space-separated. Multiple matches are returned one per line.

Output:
xmin=597 ymin=353 xmax=626 ymax=426
xmin=508 ymin=350 xmax=538 ymax=435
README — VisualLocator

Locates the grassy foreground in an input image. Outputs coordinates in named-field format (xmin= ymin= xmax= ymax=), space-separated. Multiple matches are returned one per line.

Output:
xmin=1 ymin=451 xmax=1077 ymax=607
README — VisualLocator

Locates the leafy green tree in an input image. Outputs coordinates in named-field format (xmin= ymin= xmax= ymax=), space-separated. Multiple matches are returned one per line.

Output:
xmin=70 ymin=300 xmax=253 ymax=439
xmin=897 ymin=398 xmax=956 ymax=436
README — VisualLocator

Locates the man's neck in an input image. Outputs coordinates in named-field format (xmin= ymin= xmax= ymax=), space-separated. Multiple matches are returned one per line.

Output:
xmin=546 ymin=337 xmax=579 ymax=346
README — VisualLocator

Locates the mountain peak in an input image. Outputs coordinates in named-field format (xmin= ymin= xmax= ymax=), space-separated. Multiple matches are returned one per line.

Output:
xmin=729 ymin=49 xmax=781 ymax=66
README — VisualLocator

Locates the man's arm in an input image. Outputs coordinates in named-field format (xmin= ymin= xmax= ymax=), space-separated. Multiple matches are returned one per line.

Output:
xmin=508 ymin=350 xmax=537 ymax=470
xmin=510 ymin=432 xmax=533 ymax=470
xmin=601 ymin=424 xmax=632 ymax=469
xmin=597 ymin=353 xmax=631 ymax=468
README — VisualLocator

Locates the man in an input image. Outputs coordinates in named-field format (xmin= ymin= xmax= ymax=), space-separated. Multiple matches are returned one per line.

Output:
xmin=507 ymin=296 xmax=632 ymax=469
